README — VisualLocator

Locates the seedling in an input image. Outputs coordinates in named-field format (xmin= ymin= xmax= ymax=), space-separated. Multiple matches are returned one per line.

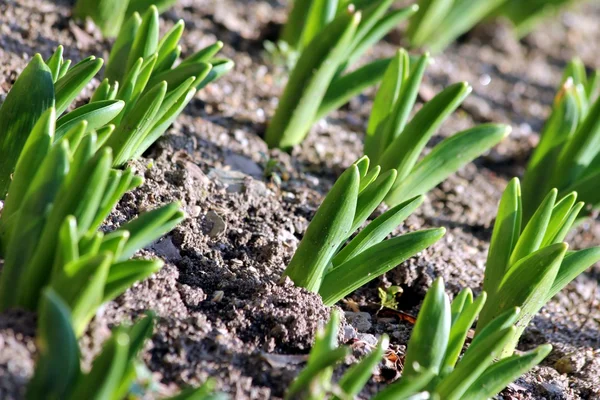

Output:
xmin=0 ymin=12 xmax=232 ymax=193
xmin=378 ymin=285 xmax=403 ymax=310
xmin=285 ymin=309 xmax=389 ymax=400
xmin=521 ymin=58 xmax=600 ymax=223
xmin=266 ymin=2 xmax=419 ymax=149
xmin=0 ymin=109 xmax=184 ymax=335
xmin=27 ymin=289 xmax=224 ymax=400
xmin=408 ymin=0 xmax=578 ymax=52
xmin=283 ymin=156 xmax=445 ymax=305
xmin=476 ymin=179 xmax=600 ymax=356
xmin=73 ymin=0 xmax=177 ymax=37
xmin=498 ymin=0 xmax=577 ymax=38
xmin=407 ymin=0 xmax=506 ymax=53
xmin=366 ymin=49 xmax=510 ymax=207
xmin=372 ymin=278 xmax=552 ymax=400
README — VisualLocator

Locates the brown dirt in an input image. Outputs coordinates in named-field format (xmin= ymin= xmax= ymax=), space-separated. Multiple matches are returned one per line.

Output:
xmin=0 ymin=0 xmax=600 ymax=399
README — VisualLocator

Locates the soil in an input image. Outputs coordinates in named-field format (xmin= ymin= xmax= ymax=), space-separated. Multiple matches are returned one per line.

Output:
xmin=1 ymin=0 xmax=600 ymax=399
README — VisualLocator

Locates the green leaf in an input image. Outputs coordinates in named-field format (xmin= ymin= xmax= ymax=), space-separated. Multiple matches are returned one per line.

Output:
xmin=407 ymin=0 xmax=453 ymax=48
xmin=344 ymin=5 xmax=419 ymax=69
xmin=442 ymin=292 xmax=486 ymax=370
xmin=462 ymin=344 xmax=552 ymax=399
xmin=103 ymin=259 xmax=163 ymax=303
xmin=319 ymin=228 xmax=445 ymax=306
xmin=379 ymin=54 xmax=430 ymax=160
xmin=115 ymin=202 xmax=185 ymax=261
xmin=434 ymin=327 xmax=515 ymax=400
xmin=336 ymin=335 xmax=389 ymax=399
xmin=106 ymin=12 xmax=142 ymax=83
xmin=316 ymin=57 xmax=391 ymax=121
xmin=126 ymin=6 xmax=159 ymax=73
xmin=146 ymin=62 xmax=211 ymax=94
xmin=0 ymin=54 xmax=55 ymax=198
xmin=195 ymin=59 xmax=234 ymax=90
xmin=68 ymin=330 xmax=130 ymax=400
xmin=371 ymin=368 xmax=436 ymax=400
xmin=0 ymin=141 xmax=70 ymax=311
xmin=104 ymin=81 xmax=167 ymax=166
xmin=55 ymin=100 xmax=125 ymax=141
xmin=74 ymin=0 xmax=130 ymax=37
xmin=301 ymin=0 xmax=339 ymax=49
xmin=26 ymin=289 xmax=80 ymax=400
xmin=378 ymin=81 xmax=471 ymax=183
xmin=366 ymin=50 xmax=406 ymax=161
xmin=450 ymin=288 xmax=473 ymax=325
xmin=180 ymin=42 xmax=224 ymax=67
xmin=483 ymin=178 xmax=522 ymax=298
xmin=134 ymin=87 xmax=197 ymax=159
xmin=403 ymin=277 xmax=451 ymax=378
xmin=2 ymin=108 xmax=55 ymax=223
xmin=385 ymin=124 xmax=509 ymax=206
xmin=51 ymin=252 xmax=113 ymax=337
xmin=280 ymin=0 xmax=313 ymax=50
xmin=265 ymin=8 xmax=361 ymax=149
xmin=45 ymin=45 xmax=64 ymax=83
xmin=478 ymin=243 xmax=567 ymax=356
xmin=156 ymin=20 xmax=185 ymax=69
xmin=521 ymin=81 xmax=579 ymax=222
xmin=55 ymin=56 xmax=103 ymax=116
xmin=545 ymin=247 xmax=600 ymax=304
xmin=542 ymin=192 xmax=577 ymax=246
xmin=331 ymin=195 xmax=424 ymax=266
xmin=351 ymin=169 xmax=397 ymax=234
xmin=509 ymin=189 xmax=557 ymax=266
xmin=283 ymin=165 xmax=360 ymax=291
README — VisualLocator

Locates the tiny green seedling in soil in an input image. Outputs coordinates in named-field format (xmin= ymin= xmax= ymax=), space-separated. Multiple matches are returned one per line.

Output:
xmin=27 ymin=289 xmax=224 ymax=400
xmin=372 ymin=278 xmax=552 ymax=400
xmin=365 ymin=49 xmax=510 ymax=207
xmin=73 ymin=0 xmax=178 ymax=37
xmin=285 ymin=309 xmax=389 ymax=400
xmin=521 ymin=58 xmax=600 ymax=223
xmin=283 ymin=156 xmax=445 ymax=305
xmin=265 ymin=2 xmax=419 ymax=149
xmin=476 ymin=178 xmax=600 ymax=356
xmin=378 ymin=285 xmax=403 ymax=310
xmin=0 ymin=108 xmax=184 ymax=335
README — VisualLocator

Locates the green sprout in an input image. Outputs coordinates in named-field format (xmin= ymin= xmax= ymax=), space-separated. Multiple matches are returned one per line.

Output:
xmin=498 ymin=0 xmax=578 ymax=38
xmin=265 ymin=2 xmax=419 ymax=149
xmin=373 ymin=278 xmax=552 ymax=400
xmin=27 ymin=289 xmax=224 ymax=400
xmin=285 ymin=309 xmax=389 ymax=400
xmin=73 ymin=0 xmax=178 ymax=37
xmin=407 ymin=0 xmax=579 ymax=53
xmin=366 ymin=49 xmax=510 ymax=207
xmin=0 ymin=108 xmax=184 ymax=335
xmin=407 ymin=0 xmax=506 ymax=53
xmin=0 ymin=9 xmax=232 ymax=195
xmin=476 ymin=179 xmax=600 ymax=356
xmin=521 ymin=58 xmax=600 ymax=223
xmin=283 ymin=156 xmax=445 ymax=306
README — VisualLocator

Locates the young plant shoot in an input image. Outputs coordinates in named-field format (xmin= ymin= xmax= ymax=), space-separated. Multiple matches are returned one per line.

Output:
xmin=283 ymin=156 xmax=445 ymax=305
xmin=372 ymin=278 xmax=552 ymax=400
xmin=285 ymin=310 xmax=389 ymax=400
xmin=407 ymin=0 xmax=506 ymax=53
xmin=521 ymin=58 xmax=600 ymax=223
xmin=28 ymin=289 xmax=223 ymax=400
xmin=366 ymin=49 xmax=510 ymax=207
xmin=0 ymin=9 xmax=232 ymax=192
xmin=266 ymin=2 xmax=419 ymax=149
xmin=407 ymin=0 xmax=578 ymax=52
xmin=73 ymin=0 xmax=178 ymax=37
xmin=476 ymin=178 xmax=600 ymax=356
xmin=0 ymin=108 xmax=184 ymax=335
